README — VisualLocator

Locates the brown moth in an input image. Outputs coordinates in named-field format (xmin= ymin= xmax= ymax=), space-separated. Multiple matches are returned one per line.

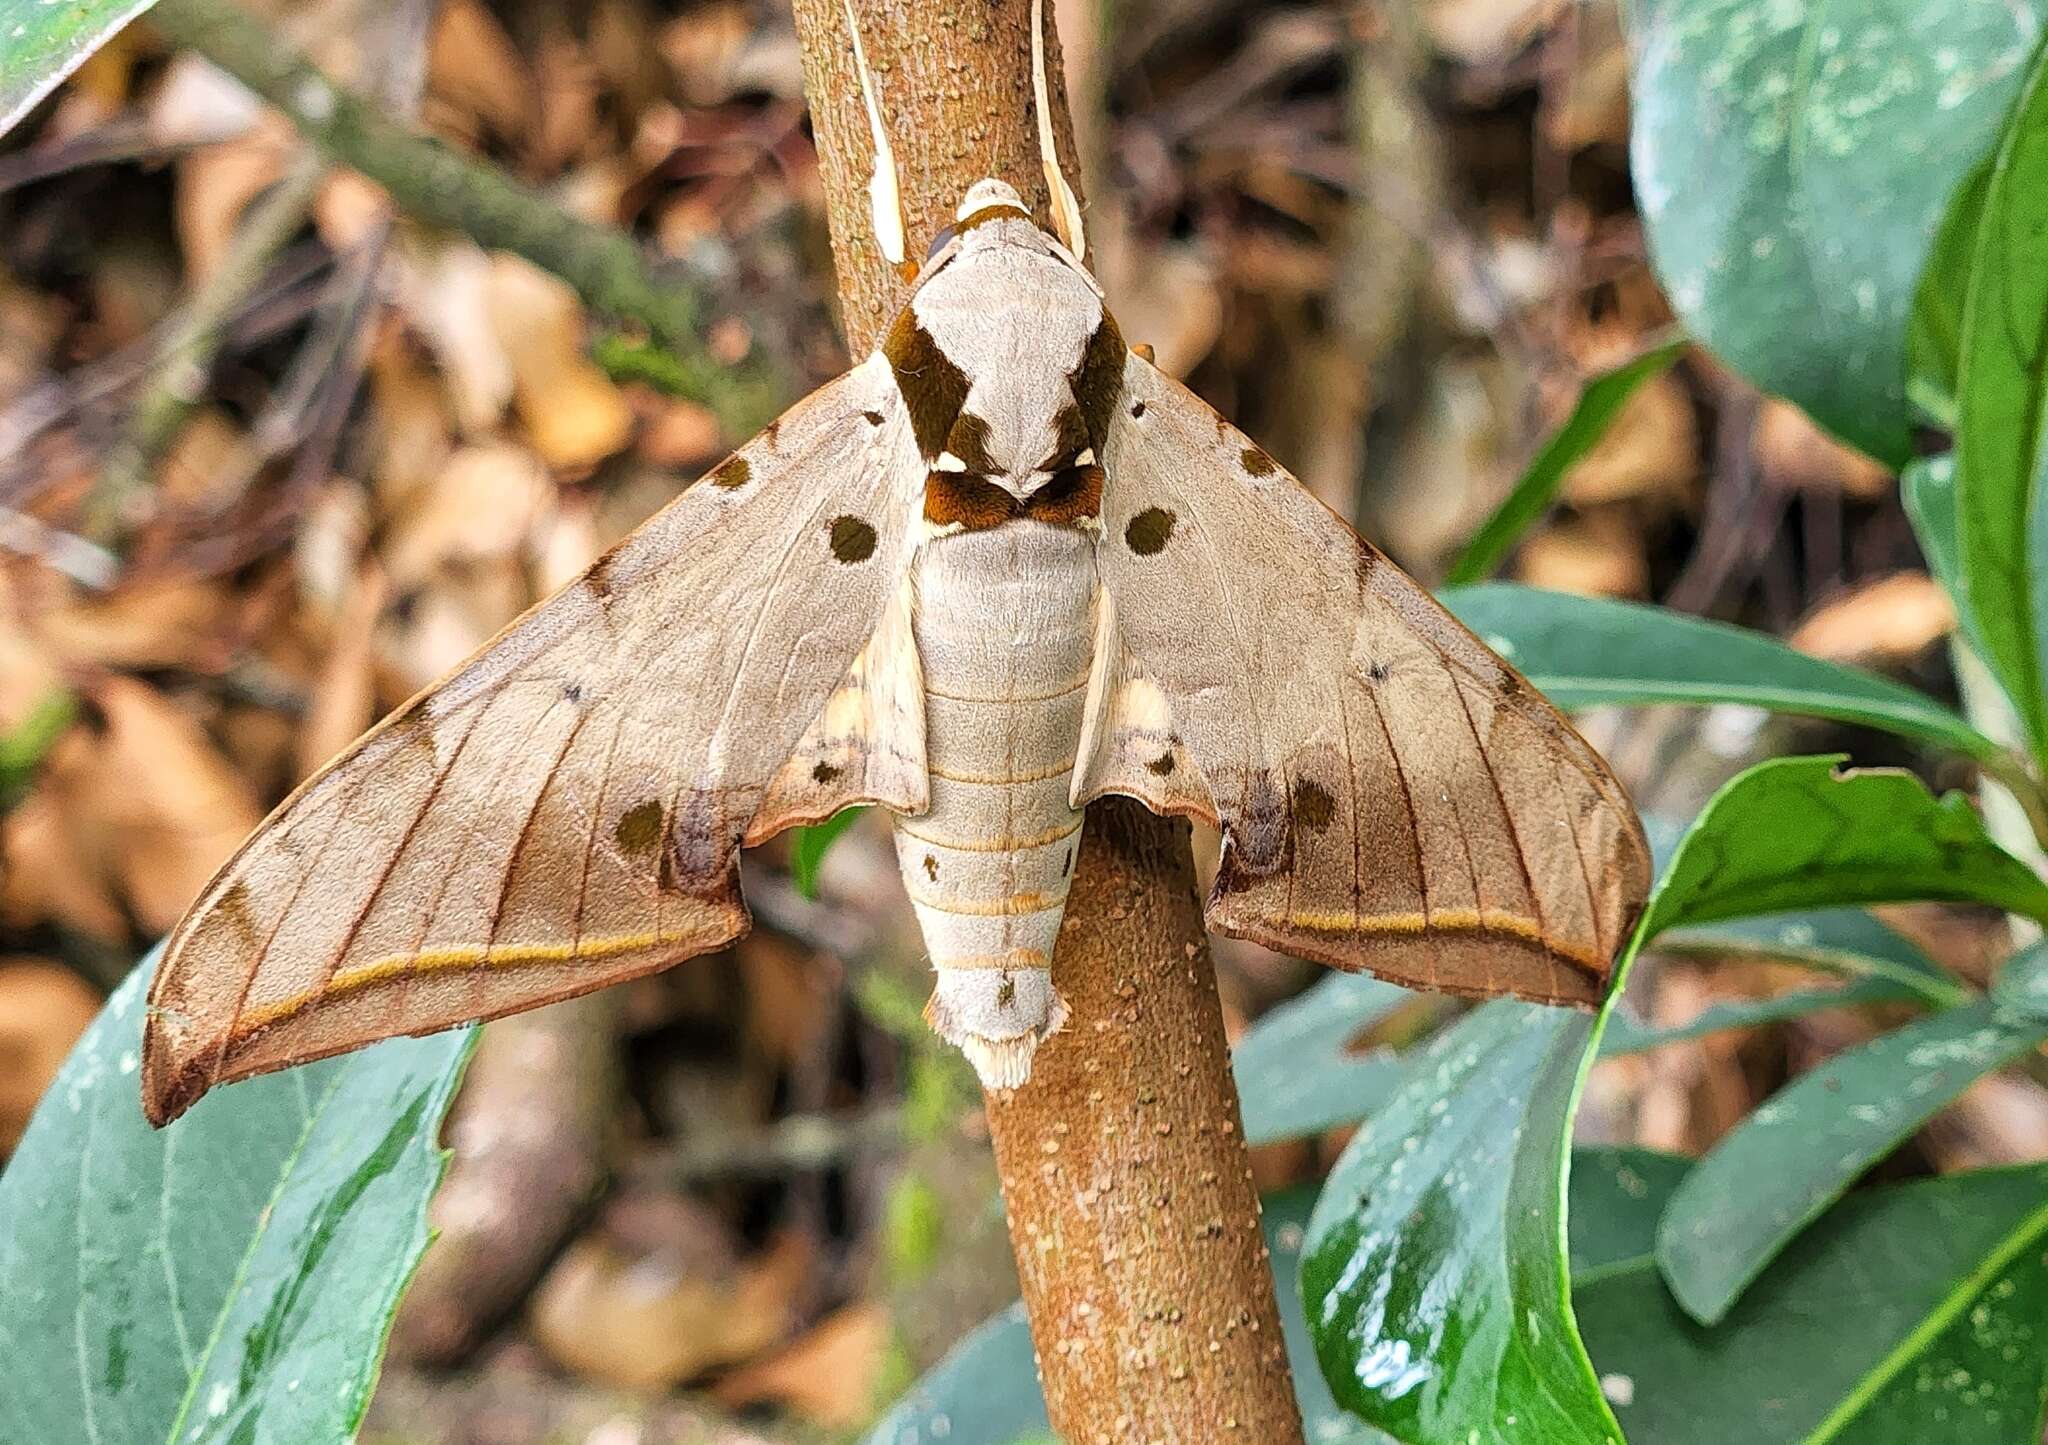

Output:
xmin=140 ymin=1 xmax=1650 ymax=1124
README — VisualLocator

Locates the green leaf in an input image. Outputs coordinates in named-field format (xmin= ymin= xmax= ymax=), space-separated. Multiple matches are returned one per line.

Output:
xmin=1902 ymin=453 xmax=1968 ymax=617
xmin=865 ymin=1188 xmax=1400 ymax=1445
xmin=1657 ymin=908 xmax=1968 ymax=1006
xmin=0 ymin=948 xmax=475 ymax=1444
xmin=0 ymin=686 xmax=74 ymax=811
xmin=791 ymin=806 xmax=864 ymax=900
xmin=1232 ymin=972 xmax=1413 ymax=1145
xmin=1300 ymin=1001 xmax=1621 ymax=1445
xmin=1577 ymin=1166 xmax=2048 ymax=1444
xmin=1568 ymin=1147 xmax=1690 ymax=1285
xmin=1445 ymin=336 xmax=1688 ymax=586
xmin=1655 ymin=945 xmax=2048 ymax=1327
xmin=1442 ymin=585 xmax=1998 ymax=761
xmin=1906 ymin=156 xmax=1995 ymax=429
xmin=1955 ymin=36 xmax=2048 ymax=765
xmin=1601 ymin=908 xmax=1971 ymax=1055
xmin=1641 ymin=755 xmax=2048 ymax=930
xmin=1626 ymin=0 xmax=2042 ymax=465
xmin=0 ymin=0 xmax=162 ymax=141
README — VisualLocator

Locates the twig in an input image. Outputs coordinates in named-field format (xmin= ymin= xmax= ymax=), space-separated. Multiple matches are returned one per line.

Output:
xmin=145 ymin=0 xmax=730 ymax=391
xmin=627 ymin=1106 xmax=906 ymax=1189
xmin=791 ymin=4 xmax=1306 ymax=1437
xmin=84 ymin=148 xmax=326 ymax=545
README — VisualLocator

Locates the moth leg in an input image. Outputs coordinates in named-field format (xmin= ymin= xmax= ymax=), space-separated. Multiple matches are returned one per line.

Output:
xmin=1031 ymin=0 xmax=1086 ymax=261
xmin=839 ymin=0 xmax=911 ymax=275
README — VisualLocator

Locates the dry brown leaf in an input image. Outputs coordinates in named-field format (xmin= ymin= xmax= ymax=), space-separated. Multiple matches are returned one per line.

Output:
xmin=381 ymin=440 xmax=553 ymax=588
xmin=297 ymin=565 xmax=389 ymax=779
xmin=395 ymin=237 xmax=514 ymax=436
xmin=146 ymin=52 xmax=263 ymax=149
xmin=1559 ymin=368 xmax=1696 ymax=507
xmin=1514 ymin=509 xmax=1648 ymax=598
xmin=711 ymin=1305 xmax=891 ymax=1429
xmin=0 ymin=734 xmax=124 ymax=939
xmin=637 ymin=398 xmax=725 ymax=471
xmin=174 ymin=121 xmax=296 ymax=280
xmin=486 ymin=257 xmax=635 ymax=471
xmin=312 ymin=170 xmax=390 ymax=254
xmin=426 ymin=0 xmax=535 ymax=142
xmin=1789 ymin=573 xmax=1956 ymax=666
xmin=157 ymin=407 xmax=256 ymax=513
xmin=82 ymin=677 xmax=263 ymax=933
xmin=528 ymin=1201 xmax=806 ymax=1390
xmin=377 ymin=562 xmax=530 ymax=694
xmin=0 ymin=959 xmax=103 ymax=1153
xmin=1752 ymin=398 xmax=1893 ymax=499
xmin=1427 ymin=0 xmax=1562 ymax=64
xmin=35 ymin=578 xmax=231 ymax=673
xmin=365 ymin=326 xmax=457 ymax=512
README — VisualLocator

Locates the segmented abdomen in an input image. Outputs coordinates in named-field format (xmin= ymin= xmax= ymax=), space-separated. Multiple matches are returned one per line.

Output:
xmin=893 ymin=522 xmax=1096 ymax=1087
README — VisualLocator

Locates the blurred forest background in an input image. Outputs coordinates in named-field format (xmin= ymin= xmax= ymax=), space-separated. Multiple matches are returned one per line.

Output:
xmin=0 ymin=0 xmax=2010 ymax=1439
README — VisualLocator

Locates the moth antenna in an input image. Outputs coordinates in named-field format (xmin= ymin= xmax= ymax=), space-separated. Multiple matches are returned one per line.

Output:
xmin=840 ymin=0 xmax=908 ymax=269
xmin=1031 ymin=0 xmax=1086 ymax=261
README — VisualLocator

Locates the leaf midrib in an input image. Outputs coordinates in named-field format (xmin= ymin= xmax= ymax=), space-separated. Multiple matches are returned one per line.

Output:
xmin=158 ymin=1067 xmax=348 ymax=1444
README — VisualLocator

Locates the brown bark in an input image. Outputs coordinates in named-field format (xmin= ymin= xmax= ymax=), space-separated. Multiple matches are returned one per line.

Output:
xmin=791 ymin=6 xmax=1304 ymax=1439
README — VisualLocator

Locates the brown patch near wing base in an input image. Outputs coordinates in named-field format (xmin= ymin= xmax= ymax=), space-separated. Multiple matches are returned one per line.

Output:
xmin=1068 ymin=310 xmax=1126 ymax=450
xmin=926 ymin=474 xmax=1019 ymax=530
xmin=883 ymin=310 xmax=971 ymax=459
xmin=1024 ymin=465 xmax=1103 ymax=525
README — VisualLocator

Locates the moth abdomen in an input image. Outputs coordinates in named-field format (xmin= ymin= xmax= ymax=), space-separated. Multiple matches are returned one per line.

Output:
xmin=893 ymin=523 xmax=1098 ymax=1090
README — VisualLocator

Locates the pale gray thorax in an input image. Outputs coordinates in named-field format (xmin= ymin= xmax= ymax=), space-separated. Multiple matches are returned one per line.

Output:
xmin=908 ymin=200 xmax=1105 ymax=498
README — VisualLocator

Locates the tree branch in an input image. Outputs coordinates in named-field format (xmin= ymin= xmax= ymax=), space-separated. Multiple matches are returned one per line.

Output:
xmin=146 ymin=0 xmax=728 ymax=390
xmin=791 ymin=4 xmax=1305 ymax=1437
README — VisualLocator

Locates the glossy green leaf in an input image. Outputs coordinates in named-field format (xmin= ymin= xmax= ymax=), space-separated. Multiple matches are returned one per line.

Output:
xmin=1602 ymin=908 xmax=1970 ymax=1055
xmin=1657 ymin=908 xmax=1967 ymax=1006
xmin=1955 ymin=36 xmax=2048 ymax=765
xmin=1445 ymin=336 xmax=1688 ymax=586
xmin=0 ymin=949 xmax=475 ymax=1444
xmin=0 ymin=0 xmax=161 ymax=140
xmin=1906 ymin=157 xmax=1995 ymax=429
xmin=1578 ymin=1166 xmax=2048 ymax=1444
xmin=1233 ymin=972 xmax=1413 ymax=1145
xmin=791 ymin=805 xmax=865 ymax=900
xmin=865 ymin=1189 xmax=1399 ymax=1445
xmin=1626 ymin=0 xmax=2042 ymax=465
xmin=1656 ymin=945 xmax=2048 ymax=1327
xmin=1301 ymin=1001 xmax=1620 ymax=1445
xmin=1442 ymin=585 xmax=1998 ymax=761
xmin=1567 ymin=1147 xmax=1690 ymax=1285
xmin=1641 ymin=754 xmax=2048 ymax=929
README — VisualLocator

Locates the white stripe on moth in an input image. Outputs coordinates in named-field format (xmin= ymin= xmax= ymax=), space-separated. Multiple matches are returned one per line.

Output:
xmin=840 ymin=0 xmax=906 ymax=266
xmin=1031 ymin=0 xmax=1085 ymax=261
xmin=925 ymin=967 xmax=1070 ymax=1090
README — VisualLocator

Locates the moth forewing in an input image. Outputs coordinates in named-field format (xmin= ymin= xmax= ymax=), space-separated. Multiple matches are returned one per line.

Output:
xmin=142 ymin=356 xmax=929 ymax=1125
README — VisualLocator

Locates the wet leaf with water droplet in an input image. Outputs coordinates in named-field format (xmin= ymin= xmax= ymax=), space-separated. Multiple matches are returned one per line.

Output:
xmin=0 ymin=947 xmax=475 ymax=1443
xmin=1657 ymin=944 xmax=2048 ymax=1326
xmin=1627 ymin=0 xmax=2043 ymax=465
xmin=1580 ymin=1165 xmax=2048 ymax=1443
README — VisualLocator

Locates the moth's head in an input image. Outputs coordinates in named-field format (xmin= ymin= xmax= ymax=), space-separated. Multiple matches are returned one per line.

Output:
xmin=915 ymin=177 xmax=1065 ymax=283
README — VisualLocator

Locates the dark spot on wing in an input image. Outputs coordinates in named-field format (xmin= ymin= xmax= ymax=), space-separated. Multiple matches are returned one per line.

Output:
xmin=923 ymin=853 xmax=939 ymax=881
xmin=563 ymin=682 xmax=583 ymax=703
xmin=883 ymin=310 xmax=971 ymax=459
xmin=945 ymin=412 xmax=1000 ymax=474
xmin=1063 ymin=848 xmax=1073 ymax=877
xmin=1146 ymin=752 xmax=1176 ymax=776
xmin=1365 ymin=660 xmax=1390 ymax=685
xmin=1292 ymin=777 xmax=1337 ymax=833
xmin=1125 ymin=507 xmax=1175 ymax=556
xmin=1068 ymin=310 xmax=1126 ymax=450
xmin=1240 ymin=446 xmax=1277 ymax=477
xmin=1233 ymin=770 xmax=1292 ymax=874
xmin=862 ymin=409 xmax=885 ymax=426
xmin=709 ymin=455 xmax=751 ymax=489
xmin=829 ymin=515 xmax=878 ymax=562
xmin=812 ymin=761 xmax=843 ymax=784
xmin=615 ymin=800 xmax=665 ymax=856
xmin=1129 ymin=401 xmax=1146 ymax=418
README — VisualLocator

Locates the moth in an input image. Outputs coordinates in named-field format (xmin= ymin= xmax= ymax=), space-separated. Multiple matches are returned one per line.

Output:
xmin=141 ymin=0 xmax=1650 ymax=1124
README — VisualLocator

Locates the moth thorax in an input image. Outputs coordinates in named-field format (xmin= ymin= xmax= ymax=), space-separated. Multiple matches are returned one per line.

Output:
xmin=924 ymin=967 xmax=1069 ymax=1090
xmin=957 ymin=177 xmax=1027 ymax=220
